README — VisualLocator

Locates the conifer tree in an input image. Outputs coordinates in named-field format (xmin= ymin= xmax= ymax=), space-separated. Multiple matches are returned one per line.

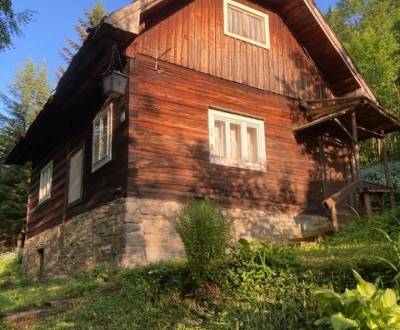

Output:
xmin=58 ymin=2 xmax=107 ymax=77
xmin=0 ymin=0 xmax=33 ymax=51
xmin=0 ymin=58 xmax=51 ymax=248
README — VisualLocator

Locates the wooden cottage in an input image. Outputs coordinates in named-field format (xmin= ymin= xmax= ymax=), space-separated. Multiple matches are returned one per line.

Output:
xmin=6 ymin=0 xmax=400 ymax=277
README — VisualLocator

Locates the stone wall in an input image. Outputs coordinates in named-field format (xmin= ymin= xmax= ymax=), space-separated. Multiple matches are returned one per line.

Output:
xmin=22 ymin=198 xmax=126 ymax=278
xmin=22 ymin=196 xmax=333 ymax=277
xmin=122 ymin=197 xmax=333 ymax=265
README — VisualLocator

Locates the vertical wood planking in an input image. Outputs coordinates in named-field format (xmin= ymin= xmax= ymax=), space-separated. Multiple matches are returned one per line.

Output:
xmin=132 ymin=0 xmax=332 ymax=100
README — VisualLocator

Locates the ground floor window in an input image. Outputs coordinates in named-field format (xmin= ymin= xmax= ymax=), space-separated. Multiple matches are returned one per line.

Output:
xmin=39 ymin=161 xmax=53 ymax=203
xmin=208 ymin=108 xmax=266 ymax=171
xmin=68 ymin=148 xmax=84 ymax=205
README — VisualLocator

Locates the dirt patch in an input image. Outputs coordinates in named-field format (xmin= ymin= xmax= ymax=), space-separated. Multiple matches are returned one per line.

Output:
xmin=1 ymin=299 xmax=72 ymax=326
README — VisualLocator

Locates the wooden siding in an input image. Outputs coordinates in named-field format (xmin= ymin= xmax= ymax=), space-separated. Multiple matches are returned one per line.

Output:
xmin=131 ymin=0 xmax=333 ymax=100
xmin=128 ymin=54 xmax=346 ymax=212
xmin=26 ymin=97 xmax=129 ymax=238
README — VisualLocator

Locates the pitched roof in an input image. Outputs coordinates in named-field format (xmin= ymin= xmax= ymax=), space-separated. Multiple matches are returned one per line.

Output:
xmin=4 ymin=0 xmax=389 ymax=165
xmin=105 ymin=0 xmax=376 ymax=100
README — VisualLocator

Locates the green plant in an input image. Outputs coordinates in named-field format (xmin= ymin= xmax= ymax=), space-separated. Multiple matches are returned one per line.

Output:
xmin=372 ymin=225 xmax=400 ymax=287
xmin=172 ymin=198 xmax=231 ymax=286
xmin=227 ymin=239 xmax=299 ymax=288
xmin=314 ymin=270 xmax=400 ymax=329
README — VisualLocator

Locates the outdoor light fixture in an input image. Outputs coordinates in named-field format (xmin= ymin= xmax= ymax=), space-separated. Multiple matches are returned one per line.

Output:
xmin=103 ymin=70 xmax=128 ymax=99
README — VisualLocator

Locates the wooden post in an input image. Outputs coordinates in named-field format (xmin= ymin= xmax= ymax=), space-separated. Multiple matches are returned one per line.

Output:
xmin=362 ymin=193 xmax=372 ymax=216
xmin=382 ymin=133 xmax=395 ymax=208
xmin=330 ymin=203 xmax=339 ymax=232
xmin=351 ymin=112 xmax=361 ymax=180
xmin=319 ymin=138 xmax=328 ymax=198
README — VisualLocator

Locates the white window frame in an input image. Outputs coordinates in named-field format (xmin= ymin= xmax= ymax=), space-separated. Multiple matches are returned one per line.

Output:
xmin=38 ymin=161 xmax=53 ymax=204
xmin=92 ymin=103 xmax=113 ymax=172
xmin=208 ymin=108 xmax=266 ymax=172
xmin=223 ymin=0 xmax=270 ymax=49
xmin=67 ymin=147 xmax=84 ymax=206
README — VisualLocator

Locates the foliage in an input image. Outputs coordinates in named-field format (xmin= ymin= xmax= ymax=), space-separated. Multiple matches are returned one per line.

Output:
xmin=0 ymin=58 xmax=51 ymax=246
xmin=0 ymin=0 xmax=33 ymax=51
xmin=314 ymin=270 xmax=400 ymax=330
xmin=172 ymin=199 xmax=232 ymax=286
xmin=326 ymin=0 xmax=400 ymax=162
xmin=372 ymin=226 xmax=400 ymax=287
xmin=226 ymin=239 xmax=299 ymax=287
xmin=1 ymin=210 xmax=400 ymax=329
xmin=58 ymin=1 xmax=107 ymax=77
xmin=363 ymin=161 xmax=400 ymax=203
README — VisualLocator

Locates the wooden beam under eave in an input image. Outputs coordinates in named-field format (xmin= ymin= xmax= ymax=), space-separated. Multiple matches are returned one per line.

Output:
xmin=104 ymin=2 xmax=142 ymax=35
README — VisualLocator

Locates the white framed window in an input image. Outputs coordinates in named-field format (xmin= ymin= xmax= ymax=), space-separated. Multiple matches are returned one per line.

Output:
xmin=39 ymin=161 xmax=53 ymax=204
xmin=92 ymin=103 xmax=113 ymax=172
xmin=208 ymin=108 xmax=266 ymax=171
xmin=223 ymin=0 xmax=270 ymax=49
xmin=68 ymin=148 xmax=84 ymax=205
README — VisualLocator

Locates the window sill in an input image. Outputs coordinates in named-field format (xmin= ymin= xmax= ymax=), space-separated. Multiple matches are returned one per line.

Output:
xmin=210 ymin=156 xmax=266 ymax=172
xmin=224 ymin=31 xmax=270 ymax=49
xmin=37 ymin=195 xmax=51 ymax=208
xmin=91 ymin=155 xmax=112 ymax=173
xmin=66 ymin=198 xmax=83 ymax=210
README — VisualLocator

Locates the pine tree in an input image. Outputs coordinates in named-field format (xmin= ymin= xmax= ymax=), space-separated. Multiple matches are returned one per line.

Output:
xmin=0 ymin=58 xmax=52 ymax=248
xmin=57 ymin=2 xmax=107 ymax=77
xmin=0 ymin=0 xmax=33 ymax=51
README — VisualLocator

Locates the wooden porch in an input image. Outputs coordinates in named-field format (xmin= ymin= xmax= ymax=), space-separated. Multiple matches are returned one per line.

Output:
xmin=294 ymin=96 xmax=400 ymax=231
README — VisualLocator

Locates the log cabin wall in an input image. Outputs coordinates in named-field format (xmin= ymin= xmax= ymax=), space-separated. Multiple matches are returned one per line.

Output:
xmin=127 ymin=54 xmax=347 ymax=214
xmin=130 ymin=0 xmax=334 ymax=100
xmin=26 ymin=97 xmax=129 ymax=238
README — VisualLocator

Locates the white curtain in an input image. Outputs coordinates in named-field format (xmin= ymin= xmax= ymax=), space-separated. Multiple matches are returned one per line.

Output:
xmin=215 ymin=120 xmax=226 ymax=157
xmin=247 ymin=127 xmax=258 ymax=163
xmin=230 ymin=123 xmax=242 ymax=160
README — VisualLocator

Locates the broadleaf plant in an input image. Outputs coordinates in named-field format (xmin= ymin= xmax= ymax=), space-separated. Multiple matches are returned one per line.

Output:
xmin=314 ymin=270 xmax=400 ymax=329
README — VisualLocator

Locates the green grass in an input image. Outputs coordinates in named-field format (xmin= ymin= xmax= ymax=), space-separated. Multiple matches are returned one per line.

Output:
xmin=1 ymin=208 xmax=399 ymax=329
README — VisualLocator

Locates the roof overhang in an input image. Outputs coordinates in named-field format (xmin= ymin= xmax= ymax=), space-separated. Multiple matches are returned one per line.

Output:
xmin=6 ymin=22 xmax=135 ymax=165
xmin=6 ymin=0 xmax=390 ymax=164
xmin=105 ymin=0 xmax=377 ymax=100
xmin=294 ymin=97 xmax=400 ymax=142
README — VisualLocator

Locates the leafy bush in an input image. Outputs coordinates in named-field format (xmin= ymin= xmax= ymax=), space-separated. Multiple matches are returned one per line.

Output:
xmin=172 ymin=198 xmax=231 ymax=286
xmin=314 ymin=270 xmax=400 ymax=330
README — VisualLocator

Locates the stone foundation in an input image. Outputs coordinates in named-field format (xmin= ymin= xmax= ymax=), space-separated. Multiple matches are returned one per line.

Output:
xmin=23 ymin=197 xmax=332 ymax=277
xmin=22 ymin=199 xmax=126 ymax=278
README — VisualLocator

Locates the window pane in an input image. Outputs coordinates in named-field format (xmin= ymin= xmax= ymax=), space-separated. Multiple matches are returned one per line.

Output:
xmin=228 ymin=5 xmax=245 ymax=37
xmin=247 ymin=127 xmax=258 ymax=163
xmin=214 ymin=120 xmax=226 ymax=157
xmin=230 ymin=123 xmax=242 ymax=160
xmin=39 ymin=162 xmax=52 ymax=202
xmin=68 ymin=149 xmax=83 ymax=204
xmin=247 ymin=14 xmax=265 ymax=43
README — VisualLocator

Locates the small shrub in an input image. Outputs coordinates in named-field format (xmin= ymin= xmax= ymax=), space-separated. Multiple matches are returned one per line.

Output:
xmin=314 ymin=270 xmax=400 ymax=329
xmin=172 ymin=198 xmax=231 ymax=286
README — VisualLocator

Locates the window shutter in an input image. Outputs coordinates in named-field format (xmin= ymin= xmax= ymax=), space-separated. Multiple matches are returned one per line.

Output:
xmin=68 ymin=149 xmax=83 ymax=204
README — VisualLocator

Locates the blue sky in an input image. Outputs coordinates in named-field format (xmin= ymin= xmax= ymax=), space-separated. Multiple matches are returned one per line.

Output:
xmin=0 ymin=0 xmax=337 ymax=103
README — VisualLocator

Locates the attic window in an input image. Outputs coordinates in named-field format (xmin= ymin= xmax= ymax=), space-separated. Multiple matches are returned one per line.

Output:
xmin=92 ymin=104 xmax=113 ymax=172
xmin=224 ymin=0 xmax=270 ymax=49
xmin=208 ymin=109 xmax=266 ymax=172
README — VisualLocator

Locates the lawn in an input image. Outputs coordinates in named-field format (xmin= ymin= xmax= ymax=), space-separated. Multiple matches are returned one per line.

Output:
xmin=1 ymin=209 xmax=399 ymax=330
